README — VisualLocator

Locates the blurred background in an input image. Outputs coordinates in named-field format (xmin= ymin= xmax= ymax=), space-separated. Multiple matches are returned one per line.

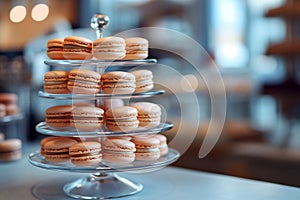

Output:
xmin=1 ymin=0 xmax=300 ymax=187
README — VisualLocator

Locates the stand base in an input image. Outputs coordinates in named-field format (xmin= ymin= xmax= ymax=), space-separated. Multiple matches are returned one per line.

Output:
xmin=63 ymin=173 xmax=143 ymax=199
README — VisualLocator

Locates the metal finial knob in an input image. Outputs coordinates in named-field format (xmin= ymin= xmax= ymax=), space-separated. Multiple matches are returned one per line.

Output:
xmin=90 ymin=14 xmax=110 ymax=38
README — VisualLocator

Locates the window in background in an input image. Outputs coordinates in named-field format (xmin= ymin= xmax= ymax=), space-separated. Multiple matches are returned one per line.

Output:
xmin=209 ymin=0 xmax=248 ymax=68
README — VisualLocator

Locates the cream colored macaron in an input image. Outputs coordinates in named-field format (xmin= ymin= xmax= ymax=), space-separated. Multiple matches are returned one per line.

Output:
xmin=93 ymin=37 xmax=126 ymax=60
xmin=124 ymin=37 xmax=148 ymax=60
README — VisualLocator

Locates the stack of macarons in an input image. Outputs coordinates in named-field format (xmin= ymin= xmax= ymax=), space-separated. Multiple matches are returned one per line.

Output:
xmin=40 ymin=134 xmax=168 ymax=165
xmin=40 ymin=136 xmax=102 ymax=165
xmin=46 ymin=36 xmax=149 ymax=61
xmin=0 ymin=93 xmax=19 ymax=116
xmin=45 ymin=102 xmax=161 ymax=131
xmin=45 ymin=104 xmax=104 ymax=131
xmin=43 ymin=69 xmax=154 ymax=95
xmin=44 ymin=68 xmax=101 ymax=94
xmin=0 ymin=134 xmax=22 ymax=161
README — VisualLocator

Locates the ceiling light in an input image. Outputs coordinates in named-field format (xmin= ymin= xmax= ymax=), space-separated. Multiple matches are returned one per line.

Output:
xmin=9 ymin=4 xmax=27 ymax=23
xmin=31 ymin=0 xmax=49 ymax=22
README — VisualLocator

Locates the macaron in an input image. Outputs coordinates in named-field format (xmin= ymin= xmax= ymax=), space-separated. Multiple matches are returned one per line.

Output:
xmin=67 ymin=68 xmax=101 ymax=94
xmin=0 ymin=133 xmax=4 ymax=141
xmin=70 ymin=106 xmax=104 ymax=131
xmin=93 ymin=37 xmax=126 ymax=60
xmin=153 ymin=134 xmax=168 ymax=156
xmin=40 ymin=136 xmax=59 ymax=156
xmin=43 ymin=137 xmax=77 ymax=162
xmin=124 ymin=37 xmax=148 ymax=60
xmin=102 ymin=138 xmax=136 ymax=163
xmin=44 ymin=70 xmax=70 ymax=94
xmin=0 ymin=93 xmax=18 ymax=105
xmin=131 ymin=136 xmax=160 ymax=161
xmin=47 ymin=38 xmax=65 ymax=60
xmin=0 ymin=139 xmax=22 ymax=161
xmin=5 ymin=104 xmax=19 ymax=115
xmin=63 ymin=36 xmax=93 ymax=60
xmin=130 ymin=102 xmax=161 ymax=128
xmin=105 ymin=106 xmax=139 ymax=132
xmin=101 ymin=71 xmax=136 ymax=94
xmin=69 ymin=141 xmax=102 ymax=166
xmin=0 ymin=104 xmax=6 ymax=117
xmin=131 ymin=70 xmax=153 ymax=93
xmin=45 ymin=105 xmax=73 ymax=128
xmin=101 ymin=98 xmax=124 ymax=111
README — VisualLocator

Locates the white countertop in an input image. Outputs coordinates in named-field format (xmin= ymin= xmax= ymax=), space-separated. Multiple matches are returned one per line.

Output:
xmin=1 ymin=143 xmax=300 ymax=200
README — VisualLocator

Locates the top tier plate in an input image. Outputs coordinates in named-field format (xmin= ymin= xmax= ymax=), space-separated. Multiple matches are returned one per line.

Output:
xmin=44 ymin=59 xmax=157 ymax=68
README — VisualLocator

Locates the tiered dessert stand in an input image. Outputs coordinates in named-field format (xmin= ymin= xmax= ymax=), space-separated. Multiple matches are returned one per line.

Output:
xmin=28 ymin=14 xmax=180 ymax=199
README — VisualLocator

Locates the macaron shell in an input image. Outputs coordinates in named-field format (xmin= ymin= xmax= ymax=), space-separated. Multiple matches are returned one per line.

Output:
xmin=135 ymin=149 xmax=160 ymax=161
xmin=105 ymin=120 xmax=139 ymax=132
xmin=105 ymin=106 xmax=138 ymax=119
xmin=102 ymin=139 xmax=136 ymax=152
xmin=101 ymin=71 xmax=135 ymax=82
xmin=102 ymin=83 xmax=135 ymax=94
xmin=103 ymin=151 xmax=135 ymax=163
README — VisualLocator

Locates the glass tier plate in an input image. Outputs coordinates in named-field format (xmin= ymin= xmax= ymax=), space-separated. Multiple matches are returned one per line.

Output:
xmin=36 ymin=122 xmax=173 ymax=137
xmin=28 ymin=148 xmax=180 ymax=173
xmin=38 ymin=90 xmax=165 ymax=100
xmin=44 ymin=59 xmax=157 ymax=68
xmin=0 ymin=113 xmax=24 ymax=123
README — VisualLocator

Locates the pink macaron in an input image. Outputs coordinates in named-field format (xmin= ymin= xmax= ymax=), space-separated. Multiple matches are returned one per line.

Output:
xmin=124 ymin=37 xmax=149 ymax=60
xmin=101 ymin=71 xmax=136 ymax=94
xmin=93 ymin=37 xmax=126 ymax=60
xmin=131 ymin=70 xmax=153 ymax=93
xmin=70 ymin=106 xmax=104 ymax=131
xmin=67 ymin=68 xmax=101 ymax=94
xmin=0 ymin=138 xmax=22 ymax=161
xmin=102 ymin=138 xmax=136 ymax=163
xmin=131 ymin=136 xmax=160 ymax=161
xmin=105 ymin=106 xmax=139 ymax=132
xmin=130 ymin=102 xmax=161 ymax=128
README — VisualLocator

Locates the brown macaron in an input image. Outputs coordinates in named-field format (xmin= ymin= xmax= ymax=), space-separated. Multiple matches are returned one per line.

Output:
xmin=45 ymin=105 xmax=73 ymax=128
xmin=68 ymin=68 xmax=101 ymax=94
xmin=63 ymin=36 xmax=93 ymax=60
xmin=43 ymin=137 xmax=77 ymax=162
xmin=47 ymin=38 xmax=65 ymax=60
xmin=44 ymin=70 xmax=70 ymax=94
